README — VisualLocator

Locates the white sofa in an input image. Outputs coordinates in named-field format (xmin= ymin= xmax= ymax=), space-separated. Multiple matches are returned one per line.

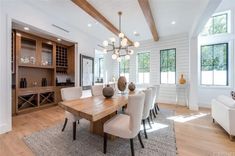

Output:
xmin=211 ymin=95 xmax=235 ymax=140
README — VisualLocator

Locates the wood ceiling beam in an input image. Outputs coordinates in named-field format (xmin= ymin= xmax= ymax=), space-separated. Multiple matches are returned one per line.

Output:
xmin=72 ymin=0 xmax=133 ymax=45
xmin=138 ymin=0 xmax=159 ymax=41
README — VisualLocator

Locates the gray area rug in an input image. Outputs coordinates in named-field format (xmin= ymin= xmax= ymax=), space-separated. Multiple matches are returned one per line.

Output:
xmin=24 ymin=109 xmax=177 ymax=156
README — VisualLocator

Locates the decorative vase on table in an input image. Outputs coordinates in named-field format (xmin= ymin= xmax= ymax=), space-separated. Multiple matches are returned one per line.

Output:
xmin=103 ymin=84 xmax=114 ymax=98
xmin=179 ymin=74 xmax=186 ymax=84
xmin=117 ymin=76 xmax=127 ymax=92
xmin=128 ymin=82 xmax=136 ymax=91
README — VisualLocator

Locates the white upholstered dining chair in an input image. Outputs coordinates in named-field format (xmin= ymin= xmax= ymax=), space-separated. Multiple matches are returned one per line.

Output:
xmin=61 ymin=87 xmax=82 ymax=140
xmin=149 ymin=86 xmax=157 ymax=120
xmin=103 ymin=92 xmax=145 ymax=156
xmin=91 ymin=85 xmax=103 ymax=96
xmin=142 ymin=88 xmax=153 ymax=139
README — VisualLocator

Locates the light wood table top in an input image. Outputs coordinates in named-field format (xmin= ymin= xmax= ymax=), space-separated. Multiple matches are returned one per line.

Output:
xmin=59 ymin=94 xmax=129 ymax=122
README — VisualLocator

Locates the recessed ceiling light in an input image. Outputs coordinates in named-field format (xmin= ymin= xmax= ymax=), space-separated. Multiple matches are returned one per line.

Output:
xmin=88 ymin=23 xmax=92 ymax=27
xmin=57 ymin=38 xmax=61 ymax=41
xmin=171 ymin=21 xmax=176 ymax=25
xmin=24 ymin=27 xmax=29 ymax=31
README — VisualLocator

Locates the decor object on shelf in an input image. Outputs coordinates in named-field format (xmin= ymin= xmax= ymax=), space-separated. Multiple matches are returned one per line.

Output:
xmin=102 ymin=84 xmax=114 ymax=98
xmin=117 ymin=76 xmax=127 ymax=92
xmin=99 ymin=12 xmax=140 ymax=62
xmin=231 ymin=91 xmax=235 ymax=100
xmin=41 ymin=78 xmax=48 ymax=87
xmin=20 ymin=78 xmax=27 ymax=88
xmin=128 ymin=82 xmax=136 ymax=91
xmin=179 ymin=74 xmax=186 ymax=84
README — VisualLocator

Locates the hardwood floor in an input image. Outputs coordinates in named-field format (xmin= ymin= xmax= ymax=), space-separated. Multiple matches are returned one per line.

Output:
xmin=0 ymin=104 xmax=235 ymax=156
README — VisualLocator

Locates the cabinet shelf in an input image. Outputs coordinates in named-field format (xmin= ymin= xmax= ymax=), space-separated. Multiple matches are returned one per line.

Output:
xmin=18 ymin=64 xmax=54 ymax=69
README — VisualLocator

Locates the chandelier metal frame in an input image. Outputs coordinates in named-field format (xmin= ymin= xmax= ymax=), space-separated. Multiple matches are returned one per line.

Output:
xmin=99 ymin=11 xmax=140 ymax=62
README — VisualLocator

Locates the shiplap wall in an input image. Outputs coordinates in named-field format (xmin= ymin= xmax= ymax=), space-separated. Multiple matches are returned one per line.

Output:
xmin=114 ymin=33 xmax=190 ymax=105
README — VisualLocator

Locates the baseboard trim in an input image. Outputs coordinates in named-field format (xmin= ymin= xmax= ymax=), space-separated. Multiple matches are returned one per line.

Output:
xmin=0 ymin=123 xmax=11 ymax=134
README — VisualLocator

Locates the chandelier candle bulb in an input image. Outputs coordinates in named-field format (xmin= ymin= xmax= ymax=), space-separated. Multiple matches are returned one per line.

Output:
xmin=134 ymin=41 xmax=140 ymax=47
xmin=121 ymin=38 xmax=128 ymax=47
xmin=103 ymin=40 xmax=109 ymax=47
xmin=112 ymin=53 xmax=117 ymax=60
xmin=129 ymin=49 xmax=134 ymax=55
xmin=119 ymin=32 xmax=124 ymax=38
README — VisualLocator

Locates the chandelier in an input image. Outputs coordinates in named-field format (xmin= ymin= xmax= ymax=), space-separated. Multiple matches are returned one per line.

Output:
xmin=100 ymin=11 xmax=140 ymax=62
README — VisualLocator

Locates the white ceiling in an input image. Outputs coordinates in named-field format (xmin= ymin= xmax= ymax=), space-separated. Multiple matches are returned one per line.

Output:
xmin=23 ymin=0 xmax=210 ymax=42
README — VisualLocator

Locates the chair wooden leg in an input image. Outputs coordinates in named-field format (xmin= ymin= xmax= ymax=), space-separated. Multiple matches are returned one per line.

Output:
xmin=142 ymin=119 xmax=148 ymax=139
xmin=73 ymin=121 xmax=76 ymax=141
xmin=138 ymin=132 xmax=144 ymax=148
xmin=130 ymin=139 xmax=135 ymax=156
xmin=61 ymin=118 xmax=68 ymax=132
xmin=147 ymin=117 xmax=152 ymax=129
xmin=212 ymin=118 xmax=215 ymax=123
xmin=77 ymin=120 xmax=80 ymax=124
xmin=152 ymin=109 xmax=157 ymax=118
xmin=103 ymin=133 xmax=107 ymax=154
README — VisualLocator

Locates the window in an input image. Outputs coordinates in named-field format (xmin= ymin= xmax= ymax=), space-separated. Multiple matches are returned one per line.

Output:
xmin=99 ymin=58 xmax=104 ymax=78
xmin=201 ymin=13 xmax=228 ymax=36
xmin=201 ymin=43 xmax=228 ymax=86
xmin=160 ymin=49 xmax=176 ymax=84
xmin=137 ymin=52 xmax=150 ymax=84
xmin=119 ymin=56 xmax=130 ymax=82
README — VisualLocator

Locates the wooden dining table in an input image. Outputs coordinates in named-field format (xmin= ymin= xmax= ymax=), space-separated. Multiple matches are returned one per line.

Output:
xmin=59 ymin=92 xmax=140 ymax=136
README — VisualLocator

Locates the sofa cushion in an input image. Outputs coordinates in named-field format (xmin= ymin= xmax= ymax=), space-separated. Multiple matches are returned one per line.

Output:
xmin=216 ymin=95 xmax=235 ymax=108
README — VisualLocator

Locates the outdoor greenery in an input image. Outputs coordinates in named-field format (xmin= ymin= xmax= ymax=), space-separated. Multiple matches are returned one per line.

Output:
xmin=138 ymin=52 xmax=150 ymax=73
xmin=99 ymin=58 xmax=104 ymax=78
xmin=201 ymin=43 xmax=228 ymax=71
xmin=160 ymin=49 xmax=176 ymax=72
xmin=201 ymin=13 xmax=227 ymax=36
xmin=119 ymin=56 xmax=130 ymax=74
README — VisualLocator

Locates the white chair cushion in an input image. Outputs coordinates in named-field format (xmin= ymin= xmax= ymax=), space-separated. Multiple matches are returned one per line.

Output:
xmin=104 ymin=114 xmax=132 ymax=139
xmin=65 ymin=111 xmax=81 ymax=121
xmin=216 ymin=95 xmax=235 ymax=108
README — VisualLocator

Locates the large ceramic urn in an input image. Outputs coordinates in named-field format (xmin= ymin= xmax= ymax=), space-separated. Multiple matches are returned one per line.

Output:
xmin=117 ymin=76 xmax=127 ymax=92
xmin=103 ymin=84 xmax=114 ymax=98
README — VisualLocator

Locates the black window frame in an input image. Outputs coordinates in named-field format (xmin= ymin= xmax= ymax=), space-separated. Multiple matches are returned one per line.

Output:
xmin=202 ymin=13 xmax=228 ymax=36
xmin=200 ymin=43 xmax=229 ymax=86
xmin=160 ymin=48 xmax=176 ymax=84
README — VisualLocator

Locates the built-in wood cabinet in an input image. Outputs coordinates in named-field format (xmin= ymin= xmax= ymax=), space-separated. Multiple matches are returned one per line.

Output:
xmin=12 ymin=30 xmax=75 ymax=115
